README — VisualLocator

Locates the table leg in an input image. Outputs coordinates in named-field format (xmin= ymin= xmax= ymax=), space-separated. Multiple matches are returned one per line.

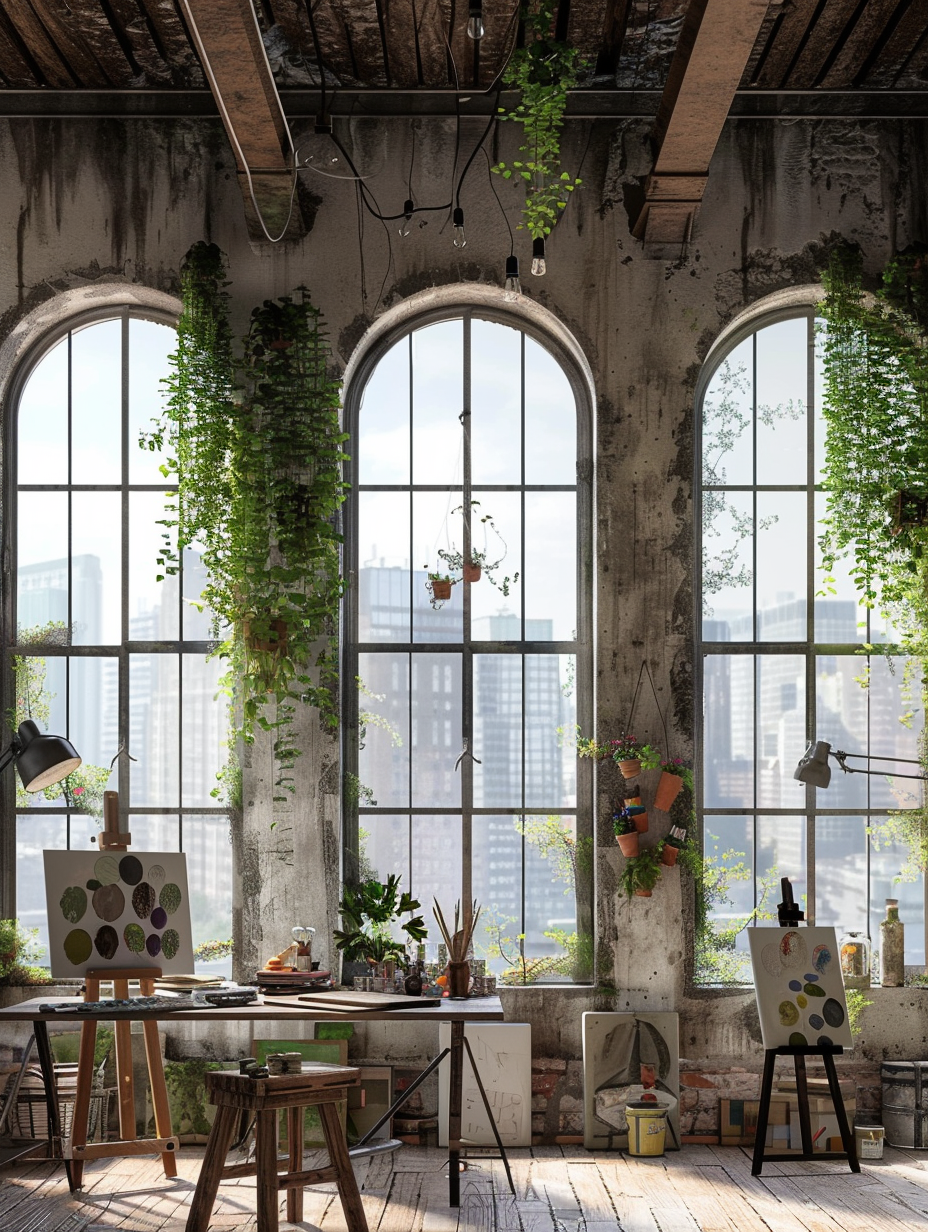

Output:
xmin=286 ymin=1105 xmax=304 ymax=1223
xmin=69 ymin=1017 xmax=97 ymax=1189
xmin=448 ymin=1021 xmax=463 ymax=1207
xmin=320 ymin=1099 xmax=368 ymax=1232
xmin=185 ymin=1104 xmax=239 ymax=1232
xmin=33 ymin=1021 xmax=74 ymax=1192
xmin=255 ymin=1108 xmax=280 ymax=1231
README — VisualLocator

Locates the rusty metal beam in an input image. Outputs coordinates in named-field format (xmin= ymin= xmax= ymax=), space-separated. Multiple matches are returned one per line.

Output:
xmin=633 ymin=0 xmax=773 ymax=249
xmin=177 ymin=0 xmax=304 ymax=242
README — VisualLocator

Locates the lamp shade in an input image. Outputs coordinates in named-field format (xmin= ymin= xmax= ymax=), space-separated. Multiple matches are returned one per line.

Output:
xmin=15 ymin=720 xmax=81 ymax=792
xmin=794 ymin=740 xmax=831 ymax=788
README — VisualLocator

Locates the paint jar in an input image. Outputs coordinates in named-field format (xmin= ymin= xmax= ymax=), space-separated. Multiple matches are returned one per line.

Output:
xmin=854 ymin=1124 xmax=885 ymax=1159
xmin=625 ymin=1102 xmax=667 ymax=1157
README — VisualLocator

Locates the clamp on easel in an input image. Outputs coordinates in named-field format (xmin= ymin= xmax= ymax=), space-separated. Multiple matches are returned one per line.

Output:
xmin=69 ymin=789 xmax=178 ymax=1189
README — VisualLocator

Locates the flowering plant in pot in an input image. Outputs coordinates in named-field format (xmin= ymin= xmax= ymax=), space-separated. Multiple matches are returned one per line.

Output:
xmin=620 ymin=847 xmax=662 ymax=900
xmin=611 ymin=734 xmax=661 ymax=781
xmin=654 ymin=759 xmax=694 ymax=812
xmin=661 ymin=826 xmax=687 ymax=867
xmin=613 ymin=809 xmax=640 ymax=858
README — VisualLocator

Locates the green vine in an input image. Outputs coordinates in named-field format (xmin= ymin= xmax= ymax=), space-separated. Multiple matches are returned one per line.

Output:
xmin=144 ymin=242 xmax=349 ymax=797
xmin=493 ymin=1 xmax=583 ymax=240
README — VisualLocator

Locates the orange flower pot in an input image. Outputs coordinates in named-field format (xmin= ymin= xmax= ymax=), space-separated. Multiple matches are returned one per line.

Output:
xmin=662 ymin=845 xmax=679 ymax=867
xmin=654 ymin=772 xmax=684 ymax=812
xmin=463 ymin=562 xmax=482 ymax=583
xmin=430 ymin=579 xmax=452 ymax=600
xmin=634 ymin=888 xmax=653 ymax=898
xmin=632 ymin=812 xmax=649 ymax=834
xmin=619 ymin=758 xmax=642 ymax=780
xmin=616 ymin=831 xmax=640 ymax=858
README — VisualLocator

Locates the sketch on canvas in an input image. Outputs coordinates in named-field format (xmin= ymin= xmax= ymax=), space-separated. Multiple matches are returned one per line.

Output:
xmin=438 ymin=1023 xmax=531 ymax=1147
xmin=44 ymin=850 xmax=194 ymax=977
xmin=582 ymin=1012 xmax=680 ymax=1150
xmin=747 ymin=926 xmax=853 ymax=1051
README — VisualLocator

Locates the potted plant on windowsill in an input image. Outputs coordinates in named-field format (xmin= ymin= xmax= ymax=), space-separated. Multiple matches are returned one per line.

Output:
xmin=333 ymin=875 xmax=428 ymax=979
xmin=613 ymin=810 xmax=640 ymax=858
xmin=620 ymin=847 xmax=663 ymax=900
xmin=654 ymin=759 xmax=694 ymax=812
xmin=611 ymin=734 xmax=661 ymax=781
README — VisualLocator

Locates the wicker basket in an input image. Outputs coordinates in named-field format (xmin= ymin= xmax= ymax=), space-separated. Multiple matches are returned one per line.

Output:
xmin=6 ymin=1064 xmax=113 ymax=1143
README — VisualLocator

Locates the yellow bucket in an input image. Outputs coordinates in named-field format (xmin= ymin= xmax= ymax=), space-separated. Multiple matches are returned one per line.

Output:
xmin=626 ymin=1101 xmax=667 ymax=1157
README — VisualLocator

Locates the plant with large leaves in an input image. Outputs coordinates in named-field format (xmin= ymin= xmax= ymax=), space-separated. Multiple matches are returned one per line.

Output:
xmin=332 ymin=875 xmax=428 ymax=965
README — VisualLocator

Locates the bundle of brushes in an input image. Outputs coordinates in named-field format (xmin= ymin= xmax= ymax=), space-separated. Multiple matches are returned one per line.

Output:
xmin=433 ymin=897 xmax=481 ymax=963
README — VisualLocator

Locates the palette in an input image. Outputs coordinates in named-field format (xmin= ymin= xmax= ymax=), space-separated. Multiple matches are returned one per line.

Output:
xmin=747 ymin=926 xmax=852 ymax=1050
xmin=44 ymin=850 xmax=194 ymax=977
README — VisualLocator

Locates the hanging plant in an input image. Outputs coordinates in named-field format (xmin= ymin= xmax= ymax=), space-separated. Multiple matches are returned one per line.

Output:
xmin=493 ymin=0 xmax=583 ymax=241
xmin=437 ymin=502 xmax=520 ymax=595
xmin=144 ymin=242 xmax=349 ymax=796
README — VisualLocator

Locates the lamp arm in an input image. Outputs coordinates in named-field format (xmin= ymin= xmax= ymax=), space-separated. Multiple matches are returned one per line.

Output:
xmin=833 ymin=749 xmax=927 ymax=780
xmin=0 ymin=740 xmax=21 ymax=778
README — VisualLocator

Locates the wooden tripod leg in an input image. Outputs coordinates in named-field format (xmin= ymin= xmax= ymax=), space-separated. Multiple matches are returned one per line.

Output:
xmin=139 ymin=977 xmax=176 ymax=1178
xmin=112 ymin=978 xmax=136 ymax=1141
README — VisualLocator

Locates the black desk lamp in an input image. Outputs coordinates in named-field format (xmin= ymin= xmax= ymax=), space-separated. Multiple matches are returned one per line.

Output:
xmin=794 ymin=739 xmax=925 ymax=789
xmin=0 ymin=719 xmax=81 ymax=792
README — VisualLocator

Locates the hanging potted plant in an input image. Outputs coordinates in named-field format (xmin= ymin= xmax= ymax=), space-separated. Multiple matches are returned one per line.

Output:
xmin=437 ymin=503 xmax=520 ymax=596
xmin=426 ymin=572 xmax=455 ymax=606
xmin=620 ymin=847 xmax=663 ymax=900
xmin=661 ymin=826 xmax=688 ymax=867
xmin=654 ymin=759 xmax=694 ymax=813
xmin=610 ymin=734 xmax=662 ymax=781
xmin=623 ymin=795 xmax=648 ymax=834
xmin=613 ymin=810 xmax=640 ymax=858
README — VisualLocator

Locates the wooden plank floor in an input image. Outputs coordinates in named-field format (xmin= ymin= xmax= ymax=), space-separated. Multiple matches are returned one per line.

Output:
xmin=2 ymin=1142 xmax=928 ymax=1231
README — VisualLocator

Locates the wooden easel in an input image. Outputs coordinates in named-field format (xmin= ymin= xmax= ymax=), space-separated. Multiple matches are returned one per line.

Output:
xmin=68 ymin=791 xmax=178 ymax=1187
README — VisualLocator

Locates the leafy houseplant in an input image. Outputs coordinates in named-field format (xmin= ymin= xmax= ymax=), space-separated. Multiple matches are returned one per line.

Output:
xmin=436 ymin=503 xmax=520 ymax=596
xmin=145 ymin=242 xmax=349 ymax=797
xmin=426 ymin=573 xmax=454 ymax=606
xmin=620 ymin=847 xmax=662 ymax=901
xmin=654 ymin=759 xmax=694 ymax=813
xmin=613 ymin=810 xmax=640 ymax=858
xmin=661 ymin=826 xmax=687 ymax=867
xmin=493 ymin=0 xmax=583 ymax=245
xmin=611 ymin=734 xmax=661 ymax=780
xmin=333 ymin=875 xmax=428 ymax=966
xmin=0 ymin=920 xmax=52 ymax=986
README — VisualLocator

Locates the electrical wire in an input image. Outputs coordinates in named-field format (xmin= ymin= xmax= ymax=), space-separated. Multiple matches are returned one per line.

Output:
xmin=482 ymin=144 xmax=514 ymax=256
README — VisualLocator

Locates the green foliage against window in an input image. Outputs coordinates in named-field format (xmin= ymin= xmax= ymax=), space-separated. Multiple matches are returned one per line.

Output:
xmin=144 ymin=242 xmax=349 ymax=797
xmin=0 ymin=920 xmax=52 ymax=986
xmin=333 ymin=875 xmax=427 ymax=964
xmin=493 ymin=1 xmax=583 ymax=239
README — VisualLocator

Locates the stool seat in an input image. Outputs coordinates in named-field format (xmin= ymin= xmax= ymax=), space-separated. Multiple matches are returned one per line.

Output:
xmin=185 ymin=1063 xmax=369 ymax=1232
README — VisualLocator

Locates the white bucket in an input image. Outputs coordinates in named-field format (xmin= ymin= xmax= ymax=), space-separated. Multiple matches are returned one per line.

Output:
xmin=854 ymin=1125 xmax=884 ymax=1160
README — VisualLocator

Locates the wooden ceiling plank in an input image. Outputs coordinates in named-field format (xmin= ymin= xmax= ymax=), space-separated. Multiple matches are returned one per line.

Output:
xmin=444 ymin=0 xmax=473 ymax=88
xmin=27 ymin=1 xmax=113 ymax=86
xmin=862 ymin=4 xmax=928 ymax=87
xmin=740 ymin=3 xmax=783 ymax=85
xmin=819 ymin=0 xmax=901 ymax=86
xmin=2 ymin=0 xmax=77 ymax=87
xmin=137 ymin=0 xmax=205 ymax=84
xmin=413 ymin=0 xmax=452 ymax=87
xmin=278 ymin=0 xmax=356 ymax=85
xmin=753 ymin=0 xmax=818 ymax=89
xmin=381 ymin=0 xmax=419 ymax=87
xmin=106 ymin=0 xmax=175 ymax=85
xmin=786 ymin=0 xmax=868 ymax=89
xmin=42 ymin=0 xmax=138 ymax=86
xmin=0 ymin=10 xmax=42 ymax=86
xmin=477 ymin=0 xmax=520 ymax=89
xmin=637 ymin=0 xmax=770 ymax=246
xmin=335 ymin=0 xmax=389 ymax=85
xmin=895 ymin=24 xmax=928 ymax=85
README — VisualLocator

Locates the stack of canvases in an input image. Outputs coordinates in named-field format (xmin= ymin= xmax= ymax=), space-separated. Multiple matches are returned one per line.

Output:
xmin=720 ymin=1076 xmax=856 ymax=1152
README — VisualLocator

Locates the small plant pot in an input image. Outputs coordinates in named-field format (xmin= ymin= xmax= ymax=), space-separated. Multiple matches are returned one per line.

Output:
xmin=631 ymin=812 xmax=649 ymax=834
xmin=243 ymin=618 xmax=288 ymax=654
xmin=430 ymin=579 xmax=453 ymax=601
xmin=634 ymin=888 xmax=653 ymax=898
xmin=662 ymin=845 xmax=679 ymax=867
xmin=619 ymin=758 xmax=642 ymax=780
xmin=269 ymin=338 xmax=294 ymax=351
xmin=463 ymin=562 xmax=482 ymax=583
xmin=654 ymin=772 xmax=684 ymax=812
xmin=616 ymin=831 xmax=639 ymax=858
xmin=448 ymin=960 xmax=470 ymax=999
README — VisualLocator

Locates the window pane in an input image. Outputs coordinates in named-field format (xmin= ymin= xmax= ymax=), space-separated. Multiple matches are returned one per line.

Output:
xmin=411 ymin=816 xmax=461 ymax=915
xmin=702 ymin=490 xmax=753 ymax=637
xmin=703 ymin=654 xmax=754 ymax=807
xmin=755 ymin=317 xmax=808 ymax=485
xmin=525 ymin=654 xmax=576 ymax=809
xmin=816 ymin=656 xmax=870 ymax=811
xmin=357 ymin=652 xmax=409 ymax=808
xmin=71 ymin=319 xmax=121 ymax=483
xmin=814 ymin=491 xmax=866 ymax=643
xmin=17 ymin=815 xmax=67 ymax=957
xmin=868 ymin=656 xmax=923 ymax=811
xmin=70 ymin=655 xmax=115 ymax=772
xmin=473 ymin=815 xmax=523 ymax=976
xmin=815 ymin=816 xmax=867 ymax=935
xmin=186 ymin=816 xmax=234 ymax=961
xmin=182 ymin=654 xmax=226 ymax=806
xmin=129 ymin=318 xmax=174 ymax=484
xmin=703 ymin=816 xmax=754 ymax=982
xmin=474 ymin=654 xmax=522 ymax=809
xmin=756 ymin=816 xmax=806 ymax=915
xmin=471 ymin=319 xmax=521 ymax=485
xmin=412 ymin=320 xmax=462 ymax=485
xmin=869 ymin=829 xmax=924 ymax=965
xmin=756 ymin=492 xmax=805 ymax=639
xmin=17 ymin=492 xmax=69 ymax=635
xmin=182 ymin=545 xmax=215 ymax=640
xmin=359 ymin=492 xmax=411 ymax=642
xmin=414 ymin=492 xmax=463 ymax=643
xmin=524 ymin=336 xmax=576 ymax=484
xmin=471 ymin=491 xmax=522 ymax=637
xmin=757 ymin=655 xmax=805 ymax=808
xmin=129 ymin=815 xmax=180 ymax=851
xmin=525 ymin=492 xmax=575 ymax=640
xmin=72 ymin=492 xmax=121 ymax=644
xmin=524 ymin=815 xmax=577 ymax=975
xmin=359 ymin=336 xmax=410 ymax=484
xmin=18 ymin=336 xmax=68 ymax=485
xmin=702 ymin=338 xmax=753 ymax=486
xmin=130 ymin=653 xmax=179 ymax=806
xmin=411 ymin=653 xmax=461 ymax=807
xmin=360 ymin=815 xmax=410 ymax=888
xmin=131 ymin=491 xmax=179 ymax=640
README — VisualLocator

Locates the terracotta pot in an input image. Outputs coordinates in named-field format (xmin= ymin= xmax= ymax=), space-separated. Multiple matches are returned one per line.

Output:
xmin=619 ymin=758 xmax=642 ymax=780
xmin=631 ymin=812 xmax=649 ymax=834
xmin=448 ymin=960 xmax=470 ymax=999
xmin=430 ymin=579 xmax=453 ymax=601
xmin=463 ymin=562 xmax=482 ymax=583
xmin=634 ymin=888 xmax=653 ymax=898
xmin=243 ymin=618 xmax=288 ymax=653
xmin=269 ymin=338 xmax=294 ymax=350
xmin=616 ymin=831 xmax=639 ymax=858
xmin=654 ymin=771 xmax=684 ymax=812
xmin=662 ymin=845 xmax=679 ymax=867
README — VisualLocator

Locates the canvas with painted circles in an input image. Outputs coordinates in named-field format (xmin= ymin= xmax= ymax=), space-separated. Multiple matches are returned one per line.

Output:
xmin=43 ymin=850 xmax=194 ymax=977
xmin=747 ymin=926 xmax=853 ymax=1051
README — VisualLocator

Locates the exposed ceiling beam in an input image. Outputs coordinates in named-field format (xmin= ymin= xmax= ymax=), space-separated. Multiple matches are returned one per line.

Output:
xmin=177 ymin=0 xmax=303 ymax=242
xmin=633 ymin=0 xmax=773 ymax=249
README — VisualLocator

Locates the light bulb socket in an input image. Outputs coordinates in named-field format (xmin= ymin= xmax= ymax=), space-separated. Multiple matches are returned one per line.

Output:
xmin=531 ymin=236 xmax=546 ymax=276
xmin=532 ymin=237 xmax=545 ymax=259
xmin=453 ymin=207 xmax=464 ymax=227
xmin=505 ymin=255 xmax=519 ymax=280
xmin=403 ymin=199 xmax=414 ymax=219
xmin=314 ymin=114 xmax=332 ymax=135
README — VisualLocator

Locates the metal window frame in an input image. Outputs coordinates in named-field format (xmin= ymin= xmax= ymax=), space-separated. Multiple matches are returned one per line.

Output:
xmin=1 ymin=307 xmax=227 ymax=921
xmin=694 ymin=305 xmax=928 ymax=981
xmin=341 ymin=305 xmax=594 ymax=974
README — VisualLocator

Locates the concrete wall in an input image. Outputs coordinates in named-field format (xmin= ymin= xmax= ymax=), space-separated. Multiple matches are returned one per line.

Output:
xmin=3 ymin=110 xmax=928 ymax=1100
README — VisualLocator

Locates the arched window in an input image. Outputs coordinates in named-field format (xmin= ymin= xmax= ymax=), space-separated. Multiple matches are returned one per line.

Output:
xmin=697 ymin=307 xmax=924 ymax=982
xmin=344 ymin=309 xmax=593 ymax=981
xmin=7 ymin=309 xmax=231 ymax=971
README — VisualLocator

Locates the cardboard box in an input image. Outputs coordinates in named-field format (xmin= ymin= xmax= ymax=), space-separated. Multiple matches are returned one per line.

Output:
xmin=720 ymin=1098 xmax=791 ymax=1147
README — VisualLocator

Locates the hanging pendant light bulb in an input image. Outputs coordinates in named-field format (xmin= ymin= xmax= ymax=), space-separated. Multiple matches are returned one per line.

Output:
xmin=399 ymin=199 xmax=414 ymax=237
xmin=466 ymin=2 xmax=485 ymax=39
xmin=531 ymin=236 xmax=546 ymax=276
xmin=504 ymin=255 xmax=521 ymax=302
xmin=452 ymin=207 xmax=467 ymax=248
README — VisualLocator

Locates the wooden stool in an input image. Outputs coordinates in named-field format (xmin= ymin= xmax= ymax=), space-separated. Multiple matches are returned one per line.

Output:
xmin=186 ymin=1064 xmax=369 ymax=1232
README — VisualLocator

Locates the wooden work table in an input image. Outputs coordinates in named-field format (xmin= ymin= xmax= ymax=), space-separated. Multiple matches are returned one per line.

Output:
xmin=0 ymin=993 xmax=506 ymax=1207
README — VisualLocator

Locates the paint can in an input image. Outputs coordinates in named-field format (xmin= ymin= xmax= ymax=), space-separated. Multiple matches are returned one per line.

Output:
xmin=854 ymin=1124 xmax=884 ymax=1160
xmin=625 ymin=1101 xmax=667 ymax=1157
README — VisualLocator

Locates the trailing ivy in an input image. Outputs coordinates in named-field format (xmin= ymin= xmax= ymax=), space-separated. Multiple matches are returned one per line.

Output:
xmin=145 ymin=242 xmax=349 ymax=797
xmin=493 ymin=0 xmax=583 ymax=240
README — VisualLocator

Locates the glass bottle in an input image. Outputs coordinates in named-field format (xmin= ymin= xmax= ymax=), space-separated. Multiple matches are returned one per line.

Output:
xmin=880 ymin=899 xmax=905 ymax=987
xmin=839 ymin=930 xmax=871 ymax=989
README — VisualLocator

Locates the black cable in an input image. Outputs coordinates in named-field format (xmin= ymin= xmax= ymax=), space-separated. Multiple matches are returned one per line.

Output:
xmin=482 ymin=144 xmax=514 ymax=257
